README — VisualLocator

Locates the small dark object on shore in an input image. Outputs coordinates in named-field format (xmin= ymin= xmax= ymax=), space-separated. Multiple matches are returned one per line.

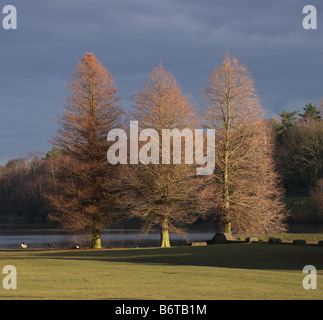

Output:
xmin=207 ymin=233 xmax=234 ymax=244
xmin=293 ymin=239 xmax=306 ymax=245
xmin=268 ymin=238 xmax=281 ymax=244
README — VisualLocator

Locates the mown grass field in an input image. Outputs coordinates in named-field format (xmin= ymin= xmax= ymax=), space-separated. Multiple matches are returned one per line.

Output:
xmin=1 ymin=239 xmax=323 ymax=300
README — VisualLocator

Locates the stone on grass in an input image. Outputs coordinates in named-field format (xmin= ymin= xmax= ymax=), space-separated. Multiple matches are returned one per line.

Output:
xmin=190 ymin=242 xmax=207 ymax=246
xmin=208 ymin=233 xmax=234 ymax=244
xmin=293 ymin=239 xmax=306 ymax=245
xmin=245 ymin=237 xmax=258 ymax=243
xmin=268 ymin=238 xmax=281 ymax=244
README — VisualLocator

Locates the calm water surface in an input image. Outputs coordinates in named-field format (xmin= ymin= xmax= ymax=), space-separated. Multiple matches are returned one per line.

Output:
xmin=0 ymin=223 xmax=322 ymax=249
xmin=0 ymin=223 xmax=216 ymax=249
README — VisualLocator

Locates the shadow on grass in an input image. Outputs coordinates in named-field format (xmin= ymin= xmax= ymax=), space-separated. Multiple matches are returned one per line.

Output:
xmin=30 ymin=243 xmax=323 ymax=271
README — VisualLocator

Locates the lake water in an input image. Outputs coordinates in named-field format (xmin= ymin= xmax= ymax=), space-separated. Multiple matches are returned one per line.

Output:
xmin=1 ymin=223 xmax=322 ymax=249
xmin=0 ymin=223 xmax=216 ymax=249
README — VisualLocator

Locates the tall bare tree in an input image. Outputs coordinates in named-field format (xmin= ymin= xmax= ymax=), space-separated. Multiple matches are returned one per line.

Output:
xmin=46 ymin=53 xmax=123 ymax=248
xmin=120 ymin=63 xmax=200 ymax=247
xmin=202 ymin=53 xmax=287 ymax=233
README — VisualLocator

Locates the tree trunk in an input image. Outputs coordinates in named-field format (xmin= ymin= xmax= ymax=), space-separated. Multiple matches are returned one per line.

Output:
xmin=223 ymin=144 xmax=231 ymax=234
xmin=92 ymin=232 xmax=102 ymax=248
xmin=160 ymin=219 xmax=171 ymax=248
xmin=223 ymin=221 xmax=231 ymax=234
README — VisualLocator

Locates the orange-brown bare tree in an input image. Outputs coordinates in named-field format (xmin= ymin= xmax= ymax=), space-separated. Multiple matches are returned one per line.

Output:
xmin=119 ymin=63 xmax=200 ymax=247
xmin=202 ymin=53 xmax=288 ymax=234
xmin=46 ymin=53 xmax=123 ymax=248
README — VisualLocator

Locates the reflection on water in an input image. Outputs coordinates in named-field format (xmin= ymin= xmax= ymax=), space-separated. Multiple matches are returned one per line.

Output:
xmin=0 ymin=224 xmax=217 ymax=249
xmin=0 ymin=223 xmax=322 ymax=249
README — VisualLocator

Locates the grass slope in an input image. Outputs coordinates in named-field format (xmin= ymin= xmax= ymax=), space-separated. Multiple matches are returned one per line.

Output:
xmin=0 ymin=243 xmax=323 ymax=300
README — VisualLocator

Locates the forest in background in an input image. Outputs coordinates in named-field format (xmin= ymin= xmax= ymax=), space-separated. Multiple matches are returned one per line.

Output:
xmin=0 ymin=102 xmax=322 ymax=225
xmin=0 ymin=55 xmax=322 ymax=229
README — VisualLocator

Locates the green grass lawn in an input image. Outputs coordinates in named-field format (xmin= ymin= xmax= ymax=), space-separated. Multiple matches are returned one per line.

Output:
xmin=1 ymin=242 xmax=323 ymax=300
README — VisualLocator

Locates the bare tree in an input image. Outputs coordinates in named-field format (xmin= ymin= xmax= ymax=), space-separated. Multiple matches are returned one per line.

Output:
xmin=46 ymin=53 xmax=124 ymax=248
xmin=0 ymin=153 xmax=53 ymax=223
xmin=202 ymin=53 xmax=288 ymax=234
xmin=119 ymin=63 xmax=200 ymax=247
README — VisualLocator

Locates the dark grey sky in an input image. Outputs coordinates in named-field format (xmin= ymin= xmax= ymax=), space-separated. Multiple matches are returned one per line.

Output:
xmin=1 ymin=0 xmax=323 ymax=163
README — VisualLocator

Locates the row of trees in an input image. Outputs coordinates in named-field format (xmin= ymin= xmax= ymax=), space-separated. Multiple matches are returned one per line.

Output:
xmin=0 ymin=52 xmax=321 ymax=247
xmin=0 ymin=153 xmax=53 ymax=223
xmin=273 ymin=103 xmax=323 ymax=195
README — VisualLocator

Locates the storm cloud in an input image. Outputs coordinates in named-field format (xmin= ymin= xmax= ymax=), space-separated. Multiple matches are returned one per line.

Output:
xmin=0 ymin=0 xmax=323 ymax=163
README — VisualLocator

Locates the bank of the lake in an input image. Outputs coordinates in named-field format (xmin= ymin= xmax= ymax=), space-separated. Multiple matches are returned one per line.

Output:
xmin=1 ymin=242 xmax=323 ymax=300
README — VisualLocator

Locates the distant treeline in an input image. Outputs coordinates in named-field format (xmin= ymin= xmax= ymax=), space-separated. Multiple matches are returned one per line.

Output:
xmin=0 ymin=103 xmax=322 ymax=224
xmin=273 ymin=103 xmax=323 ymax=196
xmin=0 ymin=152 xmax=54 ymax=223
